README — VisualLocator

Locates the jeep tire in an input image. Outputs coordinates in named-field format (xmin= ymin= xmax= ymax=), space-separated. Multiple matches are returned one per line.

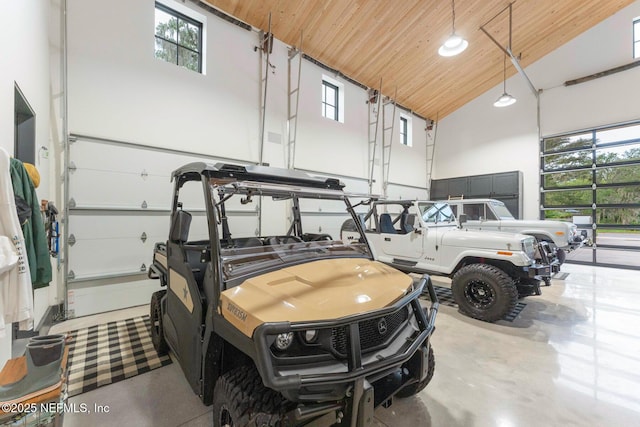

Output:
xmin=213 ymin=366 xmax=293 ymax=427
xmin=396 ymin=344 xmax=435 ymax=398
xmin=451 ymin=264 xmax=518 ymax=322
xmin=150 ymin=290 xmax=168 ymax=355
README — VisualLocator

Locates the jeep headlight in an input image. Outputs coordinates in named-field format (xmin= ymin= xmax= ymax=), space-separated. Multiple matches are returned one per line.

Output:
xmin=274 ymin=332 xmax=294 ymax=350
xmin=521 ymin=237 xmax=536 ymax=260
xmin=570 ymin=224 xmax=579 ymax=238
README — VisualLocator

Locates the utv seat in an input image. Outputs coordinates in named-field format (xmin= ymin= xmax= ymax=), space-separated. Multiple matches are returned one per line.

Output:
xmin=379 ymin=213 xmax=397 ymax=234
xmin=265 ymin=235 xmax=303 ymax=245
xmin=232 ymin=237 xmax=263 ymax=248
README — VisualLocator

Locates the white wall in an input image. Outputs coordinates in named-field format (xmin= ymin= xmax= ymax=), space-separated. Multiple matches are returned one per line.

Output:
xmin=64 ymin=0 xmax=431 ymax=317
xmin=0 ymin=0 xmax=52 ymax=364
xmin=67 ymin=0 xmax=259 ymax=160
xmin=434 ymin=1 xmax=640 ymax=219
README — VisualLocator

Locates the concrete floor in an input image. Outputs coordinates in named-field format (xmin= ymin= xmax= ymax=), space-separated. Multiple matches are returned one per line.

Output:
xmin=50 ymin=263 xmax=640 ymax=426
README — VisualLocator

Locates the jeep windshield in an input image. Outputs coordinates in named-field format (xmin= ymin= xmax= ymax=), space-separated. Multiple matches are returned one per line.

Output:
xmin=418 ymin=202 xmax=456 ymax=223
xmin=489 ymin=201 xmax=516 ymax=220
xmin=210 ymin=181 xmax=372 ymax=284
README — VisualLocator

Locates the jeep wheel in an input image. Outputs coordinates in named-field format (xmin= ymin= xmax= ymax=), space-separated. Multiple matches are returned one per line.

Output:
xmin=396 ymin=344 xmax=435 ymax=398
xmin=213 ymin=366 xmax=293 ymax=427
xmin=150 ymin=290 xmax=168 ymax=354
xmin=451 ymin=264 xmax=518 ymax=322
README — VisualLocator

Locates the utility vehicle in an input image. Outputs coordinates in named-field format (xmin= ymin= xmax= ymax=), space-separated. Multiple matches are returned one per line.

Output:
xmin=148 ymin=163 xmax=438 ymax=426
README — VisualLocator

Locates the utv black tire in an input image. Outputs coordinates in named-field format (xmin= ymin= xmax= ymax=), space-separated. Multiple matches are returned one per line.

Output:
xmin=212 ymin=366 xmax=293 ymax=427
xmin=150 ymin=290 xmax=168 ymax=355
xmin=395 ymin=345 xmax=435 ymax=398
xmin=451 ymin=264 xmax=518 ymax=322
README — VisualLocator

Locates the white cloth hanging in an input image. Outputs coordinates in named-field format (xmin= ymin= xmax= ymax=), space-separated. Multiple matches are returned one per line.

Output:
xmin=0 ymin=147 xmax=34 ymax=337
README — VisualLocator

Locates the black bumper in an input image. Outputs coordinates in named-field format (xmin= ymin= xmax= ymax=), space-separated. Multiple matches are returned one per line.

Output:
xmin=252 ymin=275 xmax=438 ymax=425
xmin=524 ymin=261 xmax=560 ymax=278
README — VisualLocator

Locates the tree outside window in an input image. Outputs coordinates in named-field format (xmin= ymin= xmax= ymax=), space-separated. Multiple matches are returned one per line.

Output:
xmin=155 ymin=3 xmax=203 ymax=73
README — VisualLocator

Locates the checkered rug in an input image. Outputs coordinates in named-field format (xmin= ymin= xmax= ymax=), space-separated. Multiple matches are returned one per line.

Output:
xmin=426 ymin=285 xmax=527 ymax=322
xmin=66 ymin=315 xmax=172 ymax=397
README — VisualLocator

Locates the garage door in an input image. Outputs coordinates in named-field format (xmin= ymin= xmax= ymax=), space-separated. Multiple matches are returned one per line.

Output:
xmin=540 ymin=121 xmax=640 ymax=269
xmin=65 ymin=135 xmax=256 ymax=316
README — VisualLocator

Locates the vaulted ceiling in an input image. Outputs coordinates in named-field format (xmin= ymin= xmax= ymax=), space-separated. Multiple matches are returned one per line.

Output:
xmin=202 ymin=0 xmax=634 ymax=120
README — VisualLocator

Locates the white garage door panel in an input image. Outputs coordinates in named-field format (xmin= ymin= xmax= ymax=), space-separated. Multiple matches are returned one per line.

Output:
xmin=69 ymin=239 xmax=152 ymax=278
xmin=386 ymin=183 xmax=428 ymax=201
xmin=70 ymin=214 xmax=169 ymax=240
xmin=69 ymin=168 xmax=171 ymax=209
xmin=299 ymin=199 xmax=345 ymax=214
xmin=220 ymin=214 xmax=260 ymax=239
xmin=68 ymin=214 xmax=168 ymax=277
xmin=70 ymin=138 xmax=238 ymax=174
xmin=301 ymin=214 xmax=350 ymax=241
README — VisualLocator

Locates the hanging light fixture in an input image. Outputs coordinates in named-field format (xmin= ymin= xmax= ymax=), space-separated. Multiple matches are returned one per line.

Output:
xmin=493 ymin=54 xmax=516 ymax=107
xmin=438 ymin=0 xmax=468 ymax=57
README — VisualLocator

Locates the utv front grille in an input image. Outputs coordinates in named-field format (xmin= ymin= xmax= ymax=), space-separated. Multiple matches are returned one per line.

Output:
xmin=330 ymin=306 xmax=409 ymax=356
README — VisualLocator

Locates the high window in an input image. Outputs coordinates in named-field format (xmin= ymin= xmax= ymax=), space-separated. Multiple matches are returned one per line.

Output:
xmin=322 ymin=80 xmax=339 ymax=121
xmin=399 ymin=114 xmax=412 ymax=146
xmin=634 ymin=17 xmax=640 ymax=59
xmin=321 ymin=75 xmax=344 ymax=123
xmin=155 ymin=2 xmax=203 ymax=73
xmin=400 ymin=117 xmax=409 ymax=146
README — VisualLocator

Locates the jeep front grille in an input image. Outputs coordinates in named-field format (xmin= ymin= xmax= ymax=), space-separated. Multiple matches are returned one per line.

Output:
xmin=330 ymin=306 xmax=409 ymax=356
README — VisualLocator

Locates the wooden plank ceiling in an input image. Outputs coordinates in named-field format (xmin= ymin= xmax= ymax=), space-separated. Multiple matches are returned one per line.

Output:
xmin=202 ymin=0 xmax=634 ymax=120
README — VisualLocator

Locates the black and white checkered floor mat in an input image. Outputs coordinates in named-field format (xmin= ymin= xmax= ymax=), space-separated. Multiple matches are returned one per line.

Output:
xmin=66 ymin=315 xmax=172 ymax=397
xmin=426 ymin=285 xmax=527 ymax=322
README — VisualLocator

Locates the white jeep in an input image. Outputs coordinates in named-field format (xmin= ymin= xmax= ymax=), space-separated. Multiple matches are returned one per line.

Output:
xmin=444 ymin=198 xmax=587 ymax=263
xmin=341 ymin=200 xmax=560 ymax=322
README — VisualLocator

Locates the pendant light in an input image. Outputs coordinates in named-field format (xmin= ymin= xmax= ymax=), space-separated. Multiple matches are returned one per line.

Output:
xmin=493 ymin=54 xmax=516 ymax=107
xmin=438 ymin=0 xmax=468 ymax=57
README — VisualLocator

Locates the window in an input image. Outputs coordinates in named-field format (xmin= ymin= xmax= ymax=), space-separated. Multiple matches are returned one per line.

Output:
xmin=419 ymin=202 xmax=455 ymax=224
xmin=400 ymin=117 xmax=408 ymax=145
xmin=634 ymin=17 xmax=640 ymax=59
xmin=321 ymin=75 xmax=344 ymax=122
xmin=462 ymin=203 xmax=485 ymax=221
xmin=399 ymin=114 xmax=412 ymax=146
xmin=155 ymin=2 xmax=203 ymax=73
xmin=322 ymin=80 xmax=339 ymax=121
xmin=15 ymin=84 xmax=35 ymax=164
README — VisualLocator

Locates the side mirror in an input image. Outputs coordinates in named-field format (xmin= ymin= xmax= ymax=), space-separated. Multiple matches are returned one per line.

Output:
xmin=170 ymin=210 xmax=192 ymax=243
xmin=458 ymin=213 xmax=467 ymax=225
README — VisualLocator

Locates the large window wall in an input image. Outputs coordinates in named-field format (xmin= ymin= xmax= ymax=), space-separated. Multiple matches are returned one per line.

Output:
xmin=541 ymin=121 xmax=640 ymax=269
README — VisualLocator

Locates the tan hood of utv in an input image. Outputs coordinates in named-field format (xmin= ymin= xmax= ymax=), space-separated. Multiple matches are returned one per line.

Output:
xmin=220 ymin=258 xmax=412 ymax=337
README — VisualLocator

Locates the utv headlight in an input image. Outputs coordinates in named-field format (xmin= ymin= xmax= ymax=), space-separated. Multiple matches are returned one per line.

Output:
xmin=521 ymin=238 xmax=536 ymax=260
xmin=274 ymin=332 xmax=294 ymax=350
xmin=302 ymin=330 xmax=319 ymax=343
